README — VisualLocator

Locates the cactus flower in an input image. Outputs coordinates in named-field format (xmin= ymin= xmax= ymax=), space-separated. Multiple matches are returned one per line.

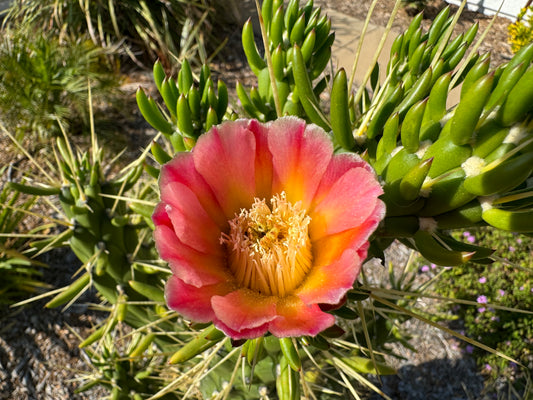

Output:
xmin=153 ymin=117 xmax=385 ymax=339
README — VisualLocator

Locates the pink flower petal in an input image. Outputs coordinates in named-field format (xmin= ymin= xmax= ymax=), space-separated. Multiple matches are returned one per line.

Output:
xmin=160 ymin=152 xmax=226 ymax=228
xmin=152 ymin=202 xmax=171 ymax=227
xmin=165 ymin=276 xmax=231 ymax=323
xmin=154 ymin=224 xmax=229 ymax=287
xmin=268 ymin=117 xmax=333 ymax=208
xmin=315 ymin=153 xmax=375 ymax=200
xmin=213 ymin=320 xmax=269 ymax=340
xmin=269 ymin=296 xmax=335 ymax=337
xmin=296 ymin=249 xmax=360 ymax=305
xmin=211 ymin=289 xmax=277 ymax=332
xmin=310 ymin=166 xmax=384 ymax=239
xmin=248 ymin=119 xmax=274 ymax=200
xmin=193 ymin=120 xmax=257 ymax=218
xmin=161 ymin=180 xmax=222 ymax=254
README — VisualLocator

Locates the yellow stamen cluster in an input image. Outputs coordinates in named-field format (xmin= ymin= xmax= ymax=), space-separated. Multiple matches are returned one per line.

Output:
xmin=221 ymin=192 xmax=313 ymax=297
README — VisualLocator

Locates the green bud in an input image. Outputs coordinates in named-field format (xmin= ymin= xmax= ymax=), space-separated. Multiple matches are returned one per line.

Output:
xmin=399 ymin=157 xmax=433 ymax=201
xmin=330 ymin=68 xmax=355 ymax=150
xmin=153 ymin=60 xmax=166 ymax=92
xmin=400 ymin=98 xmax=427 ymax=153
xmin=242 ymin=19 xmax=266 ymax=76
xmin=136 ymin=88 xmax=174 ymax=135
xmin=413 ymin=230 xmax=474 ymax=266
xmin=289 ymin=13 xmax=306 ymax=45
xmin=482 ymin=207 xmax=533 ymax=233
xmin=432 ymin=200 xmax=484 ymax=229
xmin=46 ymin=272 xmax=91 ymax=308
xmin=205 ymin=107 xmax=218 ymax=132
xmin=463 ymin=152 xmax=533 ymax=196
xmin=128 ymin=280 xmax=165 ymax=303
xmin=169 ymin=325 xmax=225 ymax=364
xmin=497 ymin=64 xmax=533 ymax=127
xmin=450 ymin=72 xmax=494 ymax=145
xmin=150 ymin=141 xmax=172 ymax=165
xmin=279 ymin=338 xmax=301 ymax=371
xmin=160 ymin=79 xmax=177 ymax=121
xmin=420 ymin=170 xmax=476 ymax=216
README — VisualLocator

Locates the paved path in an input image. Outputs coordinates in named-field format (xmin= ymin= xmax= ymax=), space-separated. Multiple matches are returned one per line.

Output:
xmin=328 ymin=9 xmax=398 ymax=86
xmin=328 ymin=8 xmax=461 ymax=105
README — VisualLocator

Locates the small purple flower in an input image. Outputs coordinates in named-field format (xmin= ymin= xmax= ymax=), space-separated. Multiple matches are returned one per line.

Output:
xmin=485 ymin=364 xmax=492 ymax=372
xmin=498 ymin=289 xmax=505 ymax=297
xmin=478 ymin=277 xmax=487 ymax=284
xmin=490 ymin=316 xmax=499 ymax=322
xmin=463 ymin=231 xmax=471 ymax=237
xmin=466 ymin=236 xmax=475 ymax=243
xmin=465 ymin=345 xmax=474 ymax=354
xmin=477 ymin=295 xmax=488 ymax=304
xmin=478 ymin=307 xmax=486 ymax=313
xmin=420 ymin=265 xmax=430 ymax=272
xmin=430 ymin=263 xmax=437 ymax=269
xmin=516 ymin=238 xmax=522 ymax=244
xmin=508 ymin=246 xmax=515 ymax=252
xmin=520 ymin=286 xmax=524 ymax=291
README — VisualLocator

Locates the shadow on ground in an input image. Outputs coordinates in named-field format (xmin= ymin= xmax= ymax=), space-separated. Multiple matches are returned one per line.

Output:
xmin=369 ymin=356 xmax=486 ymax=400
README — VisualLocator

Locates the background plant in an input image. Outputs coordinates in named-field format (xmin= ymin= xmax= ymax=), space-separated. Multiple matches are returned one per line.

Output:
xmin=508 ymin=3 xmax=533 ymax=53
xmin=433 ymin=228 xmax=533 ymax=393
xmin=0 ymin=173 xmax=49 ymax=304
xmin=2 ymin=0 xmax=222 ymax=70
xmin=401 ymin=0 xmax=428 ymax=15
xmin=0 ymin=30 xmax=118 ymax=140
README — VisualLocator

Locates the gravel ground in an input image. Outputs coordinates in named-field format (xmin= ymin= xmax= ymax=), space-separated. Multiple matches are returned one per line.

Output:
xmin=360 ymin=243 xmax=489 ymax=400
xmin=0 ymin=249 xmax=108 ymax=400
xmin=0 ymin=1 xmax=518 ymax=399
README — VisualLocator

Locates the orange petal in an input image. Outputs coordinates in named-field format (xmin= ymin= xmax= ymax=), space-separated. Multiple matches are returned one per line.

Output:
xmin=314 ymin=153 xmax=375 ymax=203
xmin=193 ymin=120 xmax=257 ymax=219
xmin=165 ymin=276 xmax=231 ymax=323
xmin=296 ymin=249 xmax=360 ymax=305
xmin=267 ymin=117 xmax=332 ymax=208
xmin=154 ymin=224 xmax=230 ymax=287
xmin=310 ymin=166 xmax=384 ymax=239
xmin=269 ymin=296 xmax=335 ymax=337
xmin=311 ymin=208 xmax=384 ymax=267
xmin=211 ymin=289 xmax=277 ymax=332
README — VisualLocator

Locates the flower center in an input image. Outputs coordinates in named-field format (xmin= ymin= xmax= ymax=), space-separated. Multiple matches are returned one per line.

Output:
xmin=221 ymin=192 xmax=313 ymax=297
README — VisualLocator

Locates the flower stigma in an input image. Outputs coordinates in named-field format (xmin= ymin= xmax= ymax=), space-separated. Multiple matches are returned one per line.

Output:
xmin=221 ymin=192 xmax=313 ymax=298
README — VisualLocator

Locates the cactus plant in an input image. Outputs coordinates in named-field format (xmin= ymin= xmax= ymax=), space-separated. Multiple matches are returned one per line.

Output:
xmin=7 ymin=0 xmax=533 ymax=398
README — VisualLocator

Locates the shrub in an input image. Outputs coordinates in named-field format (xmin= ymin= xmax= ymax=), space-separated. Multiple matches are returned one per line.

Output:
xmin=508 ymin=5 xmax=533 ymax=53
xmin=0 ymin=30 xmax=118 ymax=139
xmin=434 ymin=228 xmax=533 ymax=392
xmin=2 ymin=0 xmax=221 ymax=69
xmin=0 ymin=176 xmax=48 ymax=304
